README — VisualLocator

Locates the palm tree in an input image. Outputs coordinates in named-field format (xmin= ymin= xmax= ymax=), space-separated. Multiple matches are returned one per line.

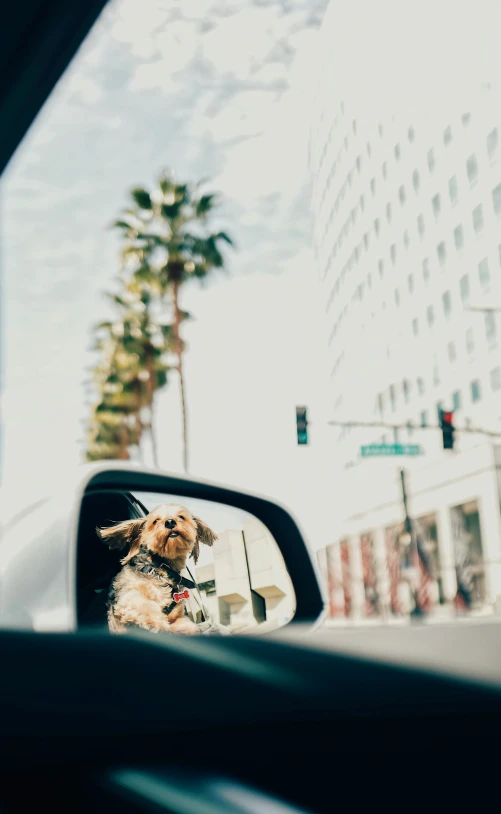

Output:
xmin=86 ymin=281 xmax=171 ymax=464
xmin=113 ymin=170 xmax=233 ymax=472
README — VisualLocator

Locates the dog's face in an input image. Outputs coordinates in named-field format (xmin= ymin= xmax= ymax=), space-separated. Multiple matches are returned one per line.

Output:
xmin=98 ymin=503 xmax=217 ymax=566
xmin=142 ymin=504 xmax=201 ymax=561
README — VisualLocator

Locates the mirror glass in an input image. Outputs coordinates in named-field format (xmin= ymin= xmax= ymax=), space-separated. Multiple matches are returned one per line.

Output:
xmin=77 ymin=488 xmax=296 ymax=636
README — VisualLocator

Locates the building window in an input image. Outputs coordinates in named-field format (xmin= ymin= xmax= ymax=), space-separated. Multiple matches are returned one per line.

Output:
xmin=359 ymin=194 xmax=365 ymax=212
xmin=404 ymin=230 xmax=410 ymax=249
xmin=374 ymin=218 xmax=380 ymax=236
xmin=487 ymin=128 xmax=498 ymax=162
xmin=443 ymin=125 xmax=452 ymax=146
xmin=452 ymin=390 xmax=461 ymax=410
xmin=352 ymin=119 xmax=357 ymax=134
xmin=412 ymin=318 xmax=419 ymax=336
xmin=466 ymin=153 xmax=479 ymax=185
xmin=367 ymin=142 xmax=372 ymax=157
xmin=492 ymin=183 xmax=501 ymax=216
xmin=421 ymin=410 xmax=428 ymax=428
xmin=417 ymin=377 xmax=425 ymax=395
xmin=382 ymin=161 xmax=387 ymax=179
xmin=466 ymin=327 xmax=475 ymax=354
xmin=363 ymin=232 xmax=369 ymax=251
xmin=399 ymin=185 xmax=406 ymax=205
xmin=449 ymin=174 xmax=458 ymax=205
xmin=378 ymin=259 xmax=384 ymax=277
xmin=437 ymin=242 xmax=447 ymax=267
xmin=442 ymin=290 xmax=452 ymax=317
xmin=432 ymin=193 xmax=441 ymax=218
xmin=377 ymin=393 xmax=384 ymax=415
xmin=422 ymin=257 xmax=430 ymax=281
xmin=370 ymin=177 xmax=376 ymax=196
xmin=471 ymin=379 xmax=481 ymax=403
xmin=390 ymin=244 xmax=397 ymax=264
xmin=478 ymin=257 xmax=490 ymax=288
xmin=490 ymin=367 xmax=501 ymax=391
xmin=473 ymin=204 xmax=484 ymax=233
xmin=448 ymin=341 xmax=456 ymax=362
xmin=460 ymin=274 xmax=470 ymax=305
xmin=395 ymin=288 xmax=400 ymax=306
xmin=485 ymin=312 xmax=497 ymax=346
xmin=436 ymin=400 xmax=443 ymax=419
xmin=394 ymin=143 xmax=401 ymax=161
xmin=378 ymin=123 xmax=384 ymax=137
xmin=412 ymin=169 xmax=420 ymax=192
xmin=356 ymin=155 xmax=362 ymax=173
xmin=407 ymin=273 xmax=414 ymax=293
xmin=427 ymin=148 xmax=435 ymax=173
xmin=386 ymin=202 xmax=392 ymax=222
xmin=427 ymin=305 xmax=435 ymax=327
xmin=408 ymin=126 xmax=415 ymax=143
xmin=462 ymin=113 xmax=471 ymax=126
xmin=453 ymin=224 xmax=464 ymax=251
xmin=403 ymin=379 xmax=410 ymax=402
xmin=417 ymin=213 xmax=425 ymax=237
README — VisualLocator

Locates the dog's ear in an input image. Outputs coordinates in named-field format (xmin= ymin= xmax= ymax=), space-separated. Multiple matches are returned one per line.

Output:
xmin=97 ymin=517 xmax=145 ymax=563
xmin=191 ymin=516 xmax=217 ymax=565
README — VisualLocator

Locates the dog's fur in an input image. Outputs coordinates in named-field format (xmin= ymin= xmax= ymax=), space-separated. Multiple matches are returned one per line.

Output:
xmin=97 ymin=504 xmax=217 ymax=635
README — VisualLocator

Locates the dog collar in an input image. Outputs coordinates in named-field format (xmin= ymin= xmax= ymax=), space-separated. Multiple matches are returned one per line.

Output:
xmin=130 ymin=549 xmax=196 ymax=590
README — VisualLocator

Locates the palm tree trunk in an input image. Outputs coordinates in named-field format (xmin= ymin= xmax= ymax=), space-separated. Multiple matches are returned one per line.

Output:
xmin=172 ymin=279 xmax=188 ymax=473
xmin=149 ymin=404 xmax=159 ymax=468
xmin=118 ymin=420 xmax=130 ymax=460
xmin=144 ymin=352 xmax=159 ymax=468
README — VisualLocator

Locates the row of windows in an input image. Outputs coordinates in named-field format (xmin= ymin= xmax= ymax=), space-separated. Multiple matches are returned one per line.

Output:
xmin=327 ymin=208 xmax=498 ymax=327
xmin=375 ymin=368 xmax=501 ymax=432
xmin=317 ymin=105 xmax=495 ymax=208
xmin=321 ymin=150 xmax=501 ymax=286
xmin=318 ymin=108 xmax=501 ymax=261
xmin=328 ymin=246 xmax=498 ymax=345
xmin=327 ymin=158 xmax=501 ymax=288
xmin=317 ymin=107 xmax=497 ymax=239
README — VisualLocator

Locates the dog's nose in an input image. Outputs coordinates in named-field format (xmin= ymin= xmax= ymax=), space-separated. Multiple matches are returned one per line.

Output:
xmin=165 ymin=519 xmax=176 ymax=529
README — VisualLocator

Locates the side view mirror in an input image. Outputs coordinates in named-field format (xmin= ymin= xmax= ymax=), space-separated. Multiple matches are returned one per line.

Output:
xmin=0 ymin=463 xmax=326 ymax=635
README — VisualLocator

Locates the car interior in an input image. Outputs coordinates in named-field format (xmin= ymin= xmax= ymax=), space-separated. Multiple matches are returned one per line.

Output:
xmin=76 ymin=490 xmax=143 ymax=627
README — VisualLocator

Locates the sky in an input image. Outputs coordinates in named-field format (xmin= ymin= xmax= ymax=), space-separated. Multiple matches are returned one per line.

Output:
xmin=1 ymin=0 xmax=339 ymax=548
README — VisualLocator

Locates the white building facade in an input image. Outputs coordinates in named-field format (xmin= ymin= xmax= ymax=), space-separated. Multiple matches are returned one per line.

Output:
xmin=309 ymin=0 xmax=501 ymax=617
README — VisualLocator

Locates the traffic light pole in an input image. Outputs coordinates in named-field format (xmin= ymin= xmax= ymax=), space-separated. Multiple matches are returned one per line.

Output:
xmin=399 ymin=468 xmax=424 ymax=615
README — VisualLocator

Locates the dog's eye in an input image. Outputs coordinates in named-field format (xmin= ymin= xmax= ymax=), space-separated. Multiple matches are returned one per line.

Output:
xmin=152 ymin=519 xmax=159 ymax=525
xmin=178 ymin=515 xmax=185 ymax=521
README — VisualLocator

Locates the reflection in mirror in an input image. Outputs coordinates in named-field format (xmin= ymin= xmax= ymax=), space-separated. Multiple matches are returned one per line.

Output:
xmin=77 ymin=489 xmax=295 ymax=637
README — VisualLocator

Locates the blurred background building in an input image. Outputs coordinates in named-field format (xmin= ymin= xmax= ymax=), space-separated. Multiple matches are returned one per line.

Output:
xmin=309 ymin=0 xmax=501 ymax=619
xmin=195 ymin=517 xmax=295 ymax=633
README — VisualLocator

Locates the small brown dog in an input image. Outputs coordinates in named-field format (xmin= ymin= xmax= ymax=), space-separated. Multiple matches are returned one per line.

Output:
xmin=98 ymin=504 xmax=217 ymax=635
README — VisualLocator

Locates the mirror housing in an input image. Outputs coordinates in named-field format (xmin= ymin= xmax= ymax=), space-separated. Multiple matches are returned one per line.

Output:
xmin=0 ymin=463 xmax=326 ymax=633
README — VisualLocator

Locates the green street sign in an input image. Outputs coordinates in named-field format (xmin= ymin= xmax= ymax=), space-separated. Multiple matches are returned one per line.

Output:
xmin=360 ymin=443 xmax=423 ymax=457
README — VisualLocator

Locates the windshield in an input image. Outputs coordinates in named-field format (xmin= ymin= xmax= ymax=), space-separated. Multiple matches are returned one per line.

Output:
xmin=3 ymin=0 xmax=501 ymax=643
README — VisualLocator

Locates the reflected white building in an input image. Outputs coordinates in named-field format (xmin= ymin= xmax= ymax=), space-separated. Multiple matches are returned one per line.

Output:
xmin=309 ymin=0 xmax=501 ymax=615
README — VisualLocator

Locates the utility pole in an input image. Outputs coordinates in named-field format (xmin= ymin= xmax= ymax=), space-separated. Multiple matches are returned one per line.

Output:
xmin=399 ymin=468 xmax=423 ymax=616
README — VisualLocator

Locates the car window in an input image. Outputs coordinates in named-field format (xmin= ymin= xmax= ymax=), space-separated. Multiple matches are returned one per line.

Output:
xmin=3 ymin=0 xmax=501 ymax=646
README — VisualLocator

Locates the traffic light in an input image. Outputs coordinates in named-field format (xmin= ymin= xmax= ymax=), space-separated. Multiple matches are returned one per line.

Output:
xmin=440 ymin=409 xmax=455 ymax=450
xmin=296 ymin=406 xmax=308 ymax=445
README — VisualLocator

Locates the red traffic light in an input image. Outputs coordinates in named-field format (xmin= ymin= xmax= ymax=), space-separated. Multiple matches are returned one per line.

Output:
xmin=440 ymin=409 xmax=455 ymax=450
